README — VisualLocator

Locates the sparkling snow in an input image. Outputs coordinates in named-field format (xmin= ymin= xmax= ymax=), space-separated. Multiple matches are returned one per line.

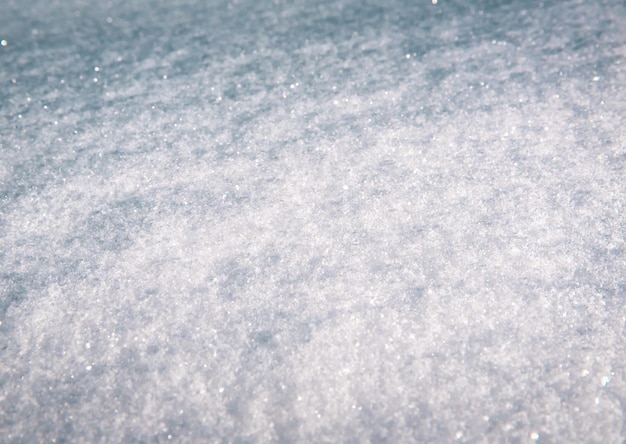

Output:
xmin=1 ymin=0 xmax=625 ymax=442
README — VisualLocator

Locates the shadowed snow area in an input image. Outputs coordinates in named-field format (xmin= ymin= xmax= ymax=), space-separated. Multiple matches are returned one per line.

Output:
xmin=1 ymin=0 xmax=625 ymax=441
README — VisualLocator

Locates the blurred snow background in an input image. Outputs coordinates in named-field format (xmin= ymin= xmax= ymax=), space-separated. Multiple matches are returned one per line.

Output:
xmin=1 ymin=0 xmax=625 ymax=441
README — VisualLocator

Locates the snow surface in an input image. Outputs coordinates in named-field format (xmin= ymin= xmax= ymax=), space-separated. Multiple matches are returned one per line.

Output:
xmin=1 ymin=0 xmax=625 ymax=442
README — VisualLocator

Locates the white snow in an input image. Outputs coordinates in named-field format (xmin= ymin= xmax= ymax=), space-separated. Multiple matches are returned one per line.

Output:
xmin=1 ymin=0 xmax=625 ymax=442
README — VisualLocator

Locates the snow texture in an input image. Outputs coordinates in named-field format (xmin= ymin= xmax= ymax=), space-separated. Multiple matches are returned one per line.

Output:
xmin=1 ymin=0 xmax=625 ymax=442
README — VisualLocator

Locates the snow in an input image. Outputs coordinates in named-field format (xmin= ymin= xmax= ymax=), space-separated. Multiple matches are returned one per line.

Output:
xmin=1 ymin=0 xmax=625 ymax=442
